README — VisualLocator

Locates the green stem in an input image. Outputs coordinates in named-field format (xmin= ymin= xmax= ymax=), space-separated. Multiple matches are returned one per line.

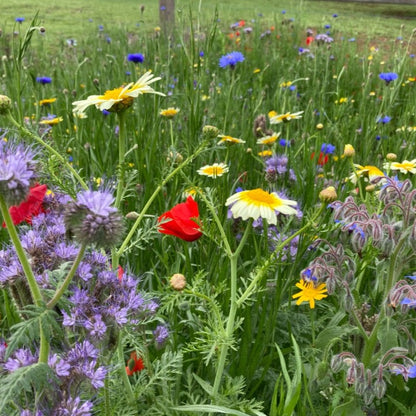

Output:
xmin=117 ymin=333 xmax=135 ymax=404
xmin=47 ymin=243 xmax=87 ymax=309
xmin=0 ymin=196 xmax=43 ymax=305
xmin=115 ymin=140 xmax=209 ymax=261
xmin=6 ymin=111 xmax=88 ymax=190
xmin=237 ymin=204 xmax=326 ymax=308
xmin=0 ymin=195 xmax=49 ymax=363
xmin=184 ymin=289 xmax=224 ymax=328
xmin=104 ymin=375 xmax=111 ymax=416
xmin=115 ymin=111 xmax=127 ymax=208
xmin=169 ymin=119 xmax=175 ymax=149
xmin=212 ymin=223 xmax=251 ymax=397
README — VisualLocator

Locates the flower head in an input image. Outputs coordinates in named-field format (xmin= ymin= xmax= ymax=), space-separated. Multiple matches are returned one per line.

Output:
xmin=65 ymin=189 xmax=123 ymax=248
xmin=15 ymin=17 xmax=25 ymax=23
xmin=158 ymin=196 xmax=202 ymax=242
xmin=39 ymin=115 xmax=63 ymax=126
xmin=126 ymin=351 xmax=144 ymax=376
xmin=217 ymin=135 xmax=245 ymax=145
xmin=256 ymin=132 xmax=281 ymax=146
xmin=0 ymin=95 xmax=12 ymax=115
xmin=219 ymin=51 xmax=245 ymax=68
xmin=269 ymin=111 xmax=303 ymax=124
xmin=36 ymin=76 xmax=52 ymax=85
xmin=379 ymin=72 xmax=398 ymax=84
xmin=292 ymin=279 xmax=328 ymax=308
xmin=349 ymin=164 xmax=384 ymax=184
xmin=385 ymin=159 xmax=416 ymax=174
xmin=5 ymin=184 xmax=47 ymax=227
xmin=127 ymin=53 xmax=144 ymax=63
xmin=197 ymin=162 xmax=229 ymax=178
xmin=225 ymin=188 xmax=298 ymax=225
xmin=72 ymin=71 xmax=165 ymax=114
xmin=160 ymin=107 xmax=180 ymax=118
xmin=0 ymin=140 xmax=37 ymax=206
xmin=39 ymin=98 xmax=56 ymax=106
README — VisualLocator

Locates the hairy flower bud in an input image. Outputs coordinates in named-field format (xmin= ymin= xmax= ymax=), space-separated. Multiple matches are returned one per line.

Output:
xmin=125 ymin=211 xmax=140 ymax=220
xmin=202 ymin=125 xmax=219 ymax=139
xmin=0 ymin=94 xmax=12 ymax=115
xmin=170 ymin=273 xmax=186 ymax=291
xmin=319 ymin=186 xmax=337 ymax=203
xmin=386 ymin=153 xmax=397 ymax=161
xmin=343 ymin=144 xmax=355 ymax=157
xmin=330 ymin=354 xmax=344 ymax=373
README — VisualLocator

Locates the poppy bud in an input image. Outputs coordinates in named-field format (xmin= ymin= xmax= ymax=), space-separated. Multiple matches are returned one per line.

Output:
xmin=170 ymin=273 xmax=186 ymax=291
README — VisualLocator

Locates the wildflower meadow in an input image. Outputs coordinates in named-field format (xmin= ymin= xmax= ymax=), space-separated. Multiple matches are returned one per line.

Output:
xmin=1 ymin=3 xmax=416 ymax=415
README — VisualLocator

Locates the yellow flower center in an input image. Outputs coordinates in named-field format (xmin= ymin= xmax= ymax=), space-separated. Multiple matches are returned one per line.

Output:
xmin=241 ymin=189 xmax=282 ymax=207
xmin=99 ymin=87 xmax=134 ymax=112
xmin=203 ymin=166 xmax=223 ymax=176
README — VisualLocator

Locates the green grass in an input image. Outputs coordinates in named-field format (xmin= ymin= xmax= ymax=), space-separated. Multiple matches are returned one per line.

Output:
xmin=1 ymin=0 xmax=415 ymax=50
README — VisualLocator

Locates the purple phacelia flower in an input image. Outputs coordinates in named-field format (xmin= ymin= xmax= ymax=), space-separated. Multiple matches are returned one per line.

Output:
xmin=153 ymin=325 xmax=169 ymax=348
xmin=0 ymin=140 xmax=37 ymax=206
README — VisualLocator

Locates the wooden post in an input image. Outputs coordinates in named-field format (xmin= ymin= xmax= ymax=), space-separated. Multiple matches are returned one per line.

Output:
xmin=159 ymin=0 xmax=175 ymax=35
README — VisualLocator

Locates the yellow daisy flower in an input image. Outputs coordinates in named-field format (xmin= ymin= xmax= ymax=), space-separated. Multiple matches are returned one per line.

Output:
xmin=217 ymin=135 xmax=246 ymax=145
xmin=225 ymin=188 xmax=298 ymax=225
xmin=349 ymin=164 xmax=384 ymax=184
xmin=292 ymin=279 xmax=328 ymax=309
xmin=72 ymin=71 xmax=165 ymax=114
xmin=258 ymin=150 xmax=273 ymax=157
xmin=160 ymin=107 xmax=180 ymax=118
xmin=256 ymin=132 xmax=281 ymax=146
xmin=39 ymin=116 xmax=63 ymax=126
xmin=269 ymin=111 xmax=303 ymax=124
xmin=197 ymin=162 xmax=229 ymax=178
xmin=385 ymin=159 xmax=416 ymax=174
xmin=39 ymin=98 xmax=57 ymax=106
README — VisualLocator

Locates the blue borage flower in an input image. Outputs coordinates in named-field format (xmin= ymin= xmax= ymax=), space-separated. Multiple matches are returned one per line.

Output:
xmin=379 ymin=72 xmax=398 ymax=84
xmin=219 ymin=51 xmax=245 ymax=68
xmin=36 ymin=76 xmax=52 ymax=84
xmin=127 ymin=53 xmax=144 ymax=63
xmin=321 ymin=143 xmax=336 ymax=154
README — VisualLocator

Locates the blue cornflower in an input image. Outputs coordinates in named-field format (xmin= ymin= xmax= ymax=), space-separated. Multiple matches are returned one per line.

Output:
xmin=98 ymin=24 xmax=104 ymax=31
xmin=106 ymin=36 xmax=111 ymax=44
xmin=36 ymin=76 xmax=52 ymax=84
xmin=376 ymin=115 xmax=391 ymax=124
xmin=410 ymin=54 xmax=415 ymax=58
xmin=332 ymin=14 xmax=338 ymax=18
xmin=324 ymin=24 xmax=331 ymax=29
xmin=348 ymin=38 xmax=356 ymax=42
xmin=102 ymin=109 xmax=110 ymax=116
xmin=127 ymin=53 xmax=144 ymax=63
xmin=321 ymin=143 xmax=336 ymax=154
xmin=279 ymin=138 xmax=290 ymax=147
xmin=379 ymin=72 xmax=398 ymax=84
xmin=15 ymin=17 xmax=25 ymax=23
xmin=219 ymin=51 xmax=245 ymax=68
xmin=199 ymin=51 xmax=204 ymax=57
xmin=160 ymin=6 xmax=166 ymax=11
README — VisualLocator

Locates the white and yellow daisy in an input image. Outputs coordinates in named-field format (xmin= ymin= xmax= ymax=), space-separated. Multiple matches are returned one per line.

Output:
xmin=256 ymin=132 xmax=281 ymax=146
xmin=269 ymin=111 xmax=303 ymax=124
xmin=385 ymin=159 xmax=416 ymax=174
xmin=349 ymin=164 xmax=384 ymax=184
xmin=225 ymin=188 xmax=298 ymax=225
xmin=72 ymin=71 xmax=165 ymax=114
xmin=197 ymin=162 xmax=229 ymax=178
xmin=217 ymin=135 xmax=246 ymax=145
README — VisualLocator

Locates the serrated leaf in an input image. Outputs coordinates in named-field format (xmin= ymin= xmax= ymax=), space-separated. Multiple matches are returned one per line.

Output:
xmin=0 ymin=363 xmax=57 ymax=413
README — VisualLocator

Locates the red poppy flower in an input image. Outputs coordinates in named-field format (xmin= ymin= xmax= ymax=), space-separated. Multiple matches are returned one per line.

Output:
xmin=126 ymin=351 xmax=144 ymax=376
xmin=306 ymin=36 xmax=314 ymax=46
xmin=157 ymin=196 xmax=202 ymax=242
xmin=3 ymin=184 xmax=47 ymax=227
xmin=311 ymin=152 xmax=329 ymax=166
